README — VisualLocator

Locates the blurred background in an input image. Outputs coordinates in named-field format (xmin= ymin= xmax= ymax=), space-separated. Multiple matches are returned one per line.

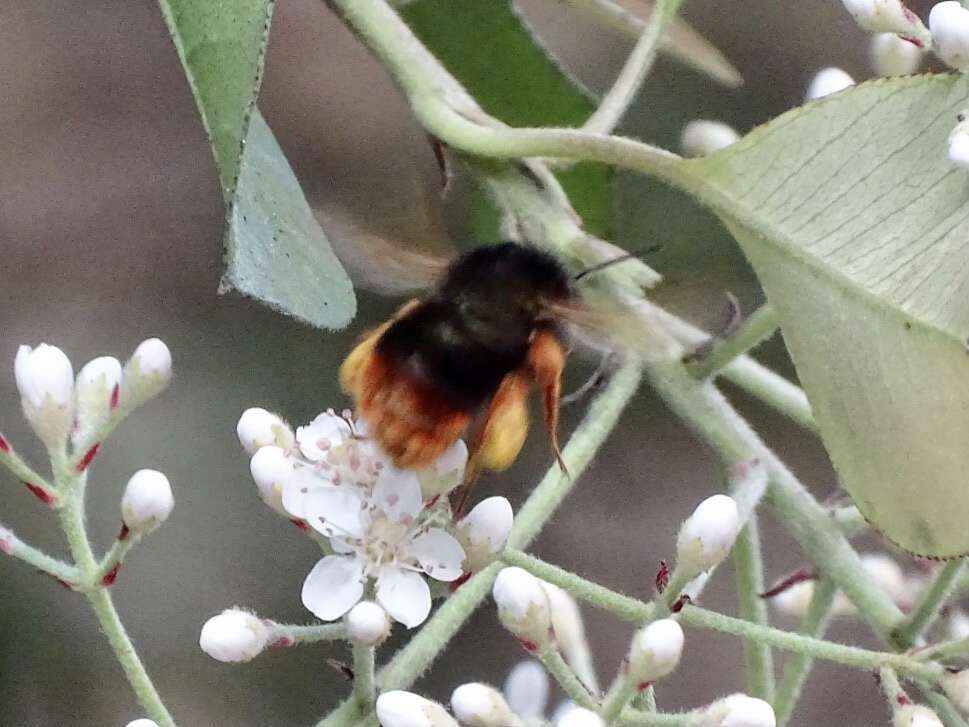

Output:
xmin=0 ymin=1 xmax=943 ymax=724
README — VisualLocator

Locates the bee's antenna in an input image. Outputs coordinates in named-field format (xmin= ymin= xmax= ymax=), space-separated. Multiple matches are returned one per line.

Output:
xmin=573 ymin=244 xmax=662 ymax=281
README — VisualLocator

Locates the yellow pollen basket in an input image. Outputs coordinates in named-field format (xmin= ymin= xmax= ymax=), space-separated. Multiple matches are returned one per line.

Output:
xmin=476 ymin=392 xmax=529 ymax=472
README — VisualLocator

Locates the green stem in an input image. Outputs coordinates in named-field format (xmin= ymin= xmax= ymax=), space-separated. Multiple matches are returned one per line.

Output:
xmin=680 ymin=605 xmax=942 ymax=683
xmin=920 ymin=684 xmax=969 ymax=727
xmin=773 ymin=578 xmax=837 ymax=727
xmin=879 ymin=667 xmax=908 ymax=714
xmin=634 ymin=686 xmax=657 ymax=712
xmin=892 ymin=560 xmax=965 ymax=649
xmin=316 ymin=364 xmax=643 ymax=727
xmin=732 ymin=513 xmax=775 ymax=701
xmin=686 ymin=304 xmax=779 ymax=381
xmin=582 ymin=0 xmax=686 ymax=134
xmin=619 ymin=709 xmax=702 ymax=726
xmin=601 ymin=674 xmax=639 ymax=723
xmin=268 ymin=622 xmax=348 ymax=646
xmin=0 ymin=441 xmax=57 ymax=500
xmin=916 ymin=636 xmax=969 ymax=664
xmin=539 ymin=648 xmax=599 ymax=710
xmin=352 ymin=643 xmax=376 ymax=713
xmin=0 ymin=524 xmax=79 ymax=583
xmin=92 ymin=531 xmax=144 ymax=586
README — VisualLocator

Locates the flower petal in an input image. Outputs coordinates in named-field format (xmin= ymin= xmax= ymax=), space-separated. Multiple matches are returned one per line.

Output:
xmin=376 ymin=567 xmax=431 ymax=628
xmin=373 ymin=466 xmax=423 ymax=523
xmin=297 ymin=410 xmax=352 ymax=461
xmin=302 ymin=485 xmax=367 ymax=539
xmin=301 ymin=555 xmax=365 ymax=621
xmin=407 ymin=528 xmax=465 ymax=582
xmin=417 ymin=439 xmax=468 ymax=499
xmin=503 ymin=660 xmax=549 ymax=719
xmin=280 ymin=467 xmax=337 ymax=520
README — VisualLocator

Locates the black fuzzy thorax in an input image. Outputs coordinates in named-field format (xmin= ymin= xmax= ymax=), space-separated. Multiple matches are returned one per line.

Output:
xmin=376 ymin=243 xmax=573 ymax=409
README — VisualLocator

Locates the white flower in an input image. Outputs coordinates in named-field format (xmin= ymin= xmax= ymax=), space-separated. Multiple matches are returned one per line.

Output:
xmin=943 ymin=669 xmax=969 ymax=716
xmin=249 ymin=446 xmax=293 ymax=515
xmin=677 ymin=494 xmax=740 ymax=575
xmin=870 ymin=33 xmax=924 ymax=75
xmin=299 ymin=465 xmax=464 ymax=628
xmin=503 ymin=660 xmax=549 ymax=719
xmin=417 ymin=439 xmax=467 ymax=499
xmin=931 ymin=2 xmax=969 ymax=68
xmin=345 ymin=601 xmax=391 ymax=645
xmin=556 ymin=708 xmax=603 ymax=727
xmin=681 ymin=120 xmax=740 ymax=157
xmin=896 ymin=705 xmax=944 ymax=727
xmin=805 ymin=68 xmax=855 ymax=101
xmin=842 ymin=0 xmax=929 ymax=39
xmin=199 ymin=609 xmax=270 ymax=663
xmin=73 ymin=356 xmax=123 ymax=445
xmin=949 ymin=117 xmax=969 ymax=168
xmin=450 ymin=683 xmax=518 ymax=727
xmin=237 ymin=407 xmax=294 ymax=455
xmin=125 ymin=721 xmax=160 ymax=727
xmin=458 ymin=496 xmax=514 ymax=571
xmin=15 ymin=343 xmax=75 ymax=446
xmin=628 ymin=618 xmax=684 ymax=684
xmin=376 ymin=691 xmax=459 ymax=727
xmin=123 ymin=338 xmax=172 ymax=407
xmin=704 ymin=693 xmax=777 ymax=727
xmin=121 ymin=469 xmax=174 ymax=533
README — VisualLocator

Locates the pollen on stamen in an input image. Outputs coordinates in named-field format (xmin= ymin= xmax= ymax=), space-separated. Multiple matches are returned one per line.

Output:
xmin=76 ymin=443 xmax=100 ymax=472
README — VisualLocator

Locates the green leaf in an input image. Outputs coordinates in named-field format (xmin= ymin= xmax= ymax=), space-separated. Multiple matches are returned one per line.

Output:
xmin=158 ymin=0 xmax=273 ymax=199
xmin=682 ymin=73 xmax=969 ymax=558
xmin=400 ymin=0 xmax=614 ymax=240
xmin=222 ymin=111 xmax=356 ymax=330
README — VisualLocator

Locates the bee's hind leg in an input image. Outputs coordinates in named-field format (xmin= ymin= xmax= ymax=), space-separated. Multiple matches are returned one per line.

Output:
xmin=526 ymin=329 xmax=568 ymax=476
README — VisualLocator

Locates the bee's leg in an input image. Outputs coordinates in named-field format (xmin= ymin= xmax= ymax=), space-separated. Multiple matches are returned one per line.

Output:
xmin=453 ymin=371 xmax=531 ymax=514
xmin=561 ymin=351 xmax=616 ymax=406
xmin=526 ymin=329 xmax=568 ymax=475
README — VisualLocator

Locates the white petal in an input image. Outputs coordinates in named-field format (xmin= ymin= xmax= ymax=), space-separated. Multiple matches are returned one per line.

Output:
xmin=503 ymin=660 xmax=549 ymax=719
xmin=301 ymin=556 xmax=365 ymax=621
xmin=373 ymin=466 xmax=423 ymax=523
xmin=280 ymin=467 xmax=337 ymax=520
xmin=302 ymin=484 xmax=367 ymax=539
xmin=407 ymin=528 xmax=465 ymax=582
xmin=297 ymin=410 xmax=352 ymax=461
xmin=377 ymin=567 xmax=432 ymax=628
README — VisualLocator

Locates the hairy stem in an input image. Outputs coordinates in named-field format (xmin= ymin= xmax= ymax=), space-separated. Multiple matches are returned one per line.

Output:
xmin=0 ymin=524 xmax=79 ymax=583
xmin=352 ymin=643 xmax=377 ymax=713
xmin=892 ymin=560 xmax=965 ymax=650
xmin=686 ymin=304 xmax=779 ymax=381
xmin=540 ymin=648 xmax=599 ymax=710
xmin=732 ymin=513 xmax=775 ymax=701
xmin=268 ymin=622 xmax=348 ymax=646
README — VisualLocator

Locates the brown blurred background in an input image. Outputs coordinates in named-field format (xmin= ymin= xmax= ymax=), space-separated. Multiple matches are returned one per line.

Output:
xmin=0 ymin=1 xmax=937 ymax=725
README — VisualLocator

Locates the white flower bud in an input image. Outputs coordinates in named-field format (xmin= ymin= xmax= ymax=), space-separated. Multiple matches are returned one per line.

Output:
xmin=948 ymin=609 xmax=969 ymax=639
xmin=249 ymin=446 xmax=293 ymax=516
xmin=677 ymin=494 xmax=740 ymax=575
xmin=556 ymin=707 xmax=603 ymax=727
xmin=376 ymin=691 xmax=459 ymax=727
xmin=125 ymin=721 xmax=159 ymax=727
xmin=949 ymin=117 xmax=969 ymax=168
xmin=450 ymin=683 xmax=518 ymax=727
xmin=122 ymin=338 xmax=172 ymax=407
xmin=15 ymin=343 xmax=74 ymax=447
xmin=237 ymin=407 xmax=294 ymax=454
xmin=704 ymin=693 xmax=777 ymax=727
xmin=943 ymin=670 xmax=969 ymax=716
xmin=842 ymin=0 xmax=929 ymax=38
xmin=628 ymin=618 xmax=684 ymax=685
xmin=199 ymin=608 xmax=270 ymax=663
xmin=541 ymin=582 xmax=596 ymax=691
xmin=806 ymin=67 xmax=855 ymax=101
xmin=931 ymin=2 xmax=969 ymax=69
xmin=503 ymin=660 xmax=548 ymax=719
xmin=458 ymin=497 xmax=513 ymax=571
xmin=895 ymin=704 xmax=944 ymax=727
xmin=73 ymin=356 xmax=123 ymax=445
xmin=681 ymin=120 xmax=740 ymax=157
xmin=870 ymin=33 xmax=924 ymax=75
xmin=121 ymin=469 xmax=174 ymax=533
xmin=345 ymin=601 xmax=391 ymax=646
xmin=768 ymin=580 xmax=816 ymax=618
xmin=493 ymin=567 xmax=553 ymax=649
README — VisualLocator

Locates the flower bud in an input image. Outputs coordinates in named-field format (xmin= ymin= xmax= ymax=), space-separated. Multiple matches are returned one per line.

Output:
xmin=345 ymin=601 xmax=391 ymax=646
xmin=199 ymin=608 xmax=270 ymax=663
xmin=121 ymin=469 xmax=174 ymax=533
xmin=942 ymin=670 xmax=969 ymax=716
xmin=677 ymin=494 xmax=740 ymax=575
xmin=417 ymin=439 xmax=467 ymax=500
xmin=458 ymin=497 xmax=514 ymax=571
xmin=948 ymin=608 xmax=969 ymax=639
xmin=541 ymin=582 xmax=596 ymax=691
xmin=450 ymin=683 xmax=518 ymax=727
xmin=870 ymin=32 xmax=923 ymax=75
xmin=125 ymin=721 xmax=159 ymax=727
xmin=249 ymin=446 xmax=293 ymax=516
xmin=122 ymin=338 xmax=172 ymax=407
xmin=931 ymin=2 xmax=969 ymax=69
xmin=949 ymin=118 xmax=969 ymax=168
xmin=73 ymin=356 xmax=123 ymax=446
xmin=895 ymin=704 xmax=944 ymax=727
xmin=15 ymin=343 xmax=74 ymax=447
xmin=805 ymin=67 xmax=855 ymax=101
xmin=493 ymin=567 xmax=553 ymax=650
xmin=842 ymin=0 xmax=929 ymax=39
xmin=503 ymin=660 xmax=548 ymax=719
xmin=704 ymin=693 xmax=777 ymax=727
xmin=237 ymin=407 xmax=294 ymax=454
xmin=556 ymin=708 xmax=603 ymax=727
xmin=681 ymin=120 xmax=740 ymax=157
xmin=376 ymin=691 xmax=459 ymax=727
xmin=628 ymin=618 xmax=684 ymax=685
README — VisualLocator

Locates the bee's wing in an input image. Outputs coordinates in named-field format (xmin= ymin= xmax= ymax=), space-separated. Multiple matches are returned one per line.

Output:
xmin=547 ymin=297 xmax=682 ymax=363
